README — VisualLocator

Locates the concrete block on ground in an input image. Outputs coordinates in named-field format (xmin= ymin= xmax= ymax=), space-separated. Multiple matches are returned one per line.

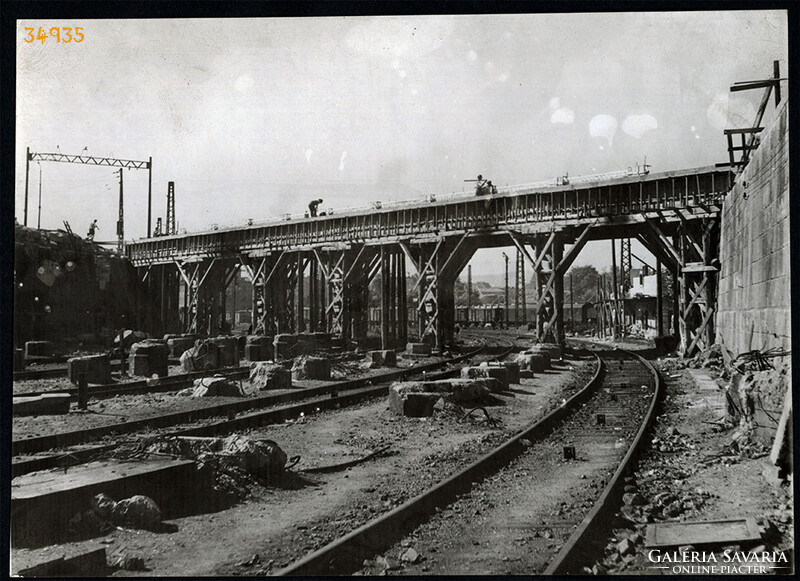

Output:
xmin=25 ymin=341 xmax=53 ymax=358
xmin=312 ymin=332 xmax=332 ymax=348
xmin=68 ymin=354 xmax=112 ymax=385
xmin=516 ymin=351 xmax=549 ymax=372
xmin=13 ymin=393 xmax=71 ymax=416
xmin=209 ymin=336 xmax=239 ymax=367
xmin=537 ymin=342 xmax=563 ymax=360
xmin=244 ymin=344 xmax=263 ymax=362
xmin=407 ymin=342 xmax=432 ymax=355
xmin=527 ymin=346 xmax=553 ymax=368
xmin=367 ymin=350 xmax=397 ymax=367
xmin=166 ymin=337 xmax=196 ymax=359
xmin=305 ymin=356 xmax=331 ymax=380
xmin=250 ymin=362 xmax=292 ymax=390
xmin=519 ymin=369 xmax=534 ymax=379
xmin=14 ymin=348 xmax=25 ymax=371
xmin=389 ymin=378 xmax=498 ymax=416
xmin=273 ymin=334 xmax=296 ymax=360
xmin=437 ymin=378 xmax=498 ymax=400
xmin=461 ymin=365 xmax=509 ymax=390
xmin=503 ymin=361 xmax=521 ymax=384
xmin=129 ymin=341 xmax=169 ymax=377
xmin=388 ymin=383 xmax=441 ymax=417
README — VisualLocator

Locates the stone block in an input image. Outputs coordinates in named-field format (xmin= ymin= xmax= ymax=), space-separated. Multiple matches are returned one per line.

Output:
xmin=244 ymin=344 xmax=263 ymax=362
xmin=537 ymin=342 xmax=563 ymax=359
xmin=166 ymin=337 xmax=195 ymax=358
xmin=312 ymin=332 xmax=332 ymax=348
xmin=440 ymin=378 xmax=497 ymax=400
xmin=514 ymin=352 xmax=549 ymax=373
xmin=249 ymin=362 xmax=292 ymax=390
xmin=14 ymin=393 xmax=71 ymax=416
xmin=407 ymin=342 xmax=432 ymax=355
xmin=519 ymin=369 xmax=534 ymax=379
xmin=305 ymin=357 xmax=331 ymax=380
xmin=25 ymin=341 xmax=53 ymax=358
xmin=14 ymin=348 xmax=25 ymax=371
xmin=129 ymin=341 xmax=169 ymax=377
xmin=367 ymin=350 xmax=397 ymax=367
xmin=527 ymin=346 xmax=553 ymax=368
xmin=503 ymin=361 xmax=520 ymax=384
xmin=388 ymin=383 xmax=441 ymax=417
xmin=460 ymin=365 xmax=509 ymax=390
xmin=68 ymin=354 xmax=112 ymax=385
xmin=209 ymin=336 xmax=239 ymax=367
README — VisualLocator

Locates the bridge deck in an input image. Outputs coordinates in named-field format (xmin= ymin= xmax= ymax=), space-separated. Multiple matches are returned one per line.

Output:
xmin=126 ymin=165 xmax=733 ymax=266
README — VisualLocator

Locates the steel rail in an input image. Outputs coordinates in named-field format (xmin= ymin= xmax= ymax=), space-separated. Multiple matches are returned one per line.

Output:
xmin=11 ymin=343 xmax=489 ymax=460
xmin=543 ymin=349 xmax=662 ymax=574
xmin=13 ymin=365 xmax=252 ymax=400
xmin=276 ymin=352 xmax=605 ymax=576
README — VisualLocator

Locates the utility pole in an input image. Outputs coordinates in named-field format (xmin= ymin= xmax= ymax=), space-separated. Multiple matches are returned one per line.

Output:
xmin=24 ymin=147 xmax=30 ymax=226
xmin=117 ymin=168 xmax=124 ymax=253
xmin=148 ymin=157 xmax=153 ymax=237
xmin=503 ymin=252 xmax=509 ymax=327
xmin=37 ymin=163 xmax=42 ymax=229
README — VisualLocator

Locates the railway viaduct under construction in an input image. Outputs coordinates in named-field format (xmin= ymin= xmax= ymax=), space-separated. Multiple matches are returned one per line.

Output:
xmin=127 ymin=165 xmax=732 ymax=356
xmin=124 ymin=61 xmax=787 ymax=359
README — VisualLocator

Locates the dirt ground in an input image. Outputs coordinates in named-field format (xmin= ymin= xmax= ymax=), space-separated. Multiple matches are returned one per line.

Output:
xmin=10 ymin=355 xmax=595 ymax=576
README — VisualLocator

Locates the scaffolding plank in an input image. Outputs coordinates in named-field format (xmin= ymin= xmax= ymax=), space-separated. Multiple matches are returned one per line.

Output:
xmin=645 ymin=517 xmax=760 ymax=548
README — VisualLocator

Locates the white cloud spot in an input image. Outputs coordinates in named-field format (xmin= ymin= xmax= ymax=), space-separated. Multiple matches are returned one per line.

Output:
xmin=467 ymin=50 xmax=478 ymax=63
xmin=234 ymin=75 xmax=253 ymax=93
xmin=498 ymin=73 xmax=509 ymax=83
xmin=551 ymin=108 xmax=575 ymax=124
xmin=589 ymin=114 xmax=618 ymax=145
xmin=398 ymin=70 xmax=407 ymax=78
xmin=690 ymin=125 xmax=696 ymax=132
xmin=338 ymin=150 xmax=348 ymax=171
xmin=305 ymin=149 xmax=313 ymax=163
xmin=484 ymin=61 xmax=495 ymax=72
xmin=548 ymin=97 xmax=560 ymax=110
xmin=621 ymin=114 xmax=658 ymax=139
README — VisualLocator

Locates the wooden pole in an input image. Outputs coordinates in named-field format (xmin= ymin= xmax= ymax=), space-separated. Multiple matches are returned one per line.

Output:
xmin=24 ymin=147 xmax=30 ymax=226
xmin=656 ymin=258 xmax=664 ymax=336
xmin=610 ymin=238 xmax=619 ymax=339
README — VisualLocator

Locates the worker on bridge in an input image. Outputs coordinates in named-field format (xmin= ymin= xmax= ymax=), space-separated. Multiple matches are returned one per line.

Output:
xmin=308 ymin=198 xmax=323 ymax=217
xmin=87 ymin=219 xmax=99 ymax=241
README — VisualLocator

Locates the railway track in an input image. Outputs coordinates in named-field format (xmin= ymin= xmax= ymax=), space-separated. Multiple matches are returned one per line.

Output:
xmin=12 ymin=340 xmax=506 ymax=475
xmin=274 ymin=347 xmax=660 ymax=575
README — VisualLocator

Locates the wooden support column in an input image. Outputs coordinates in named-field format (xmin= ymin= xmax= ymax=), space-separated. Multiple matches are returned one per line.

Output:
xmin=381 ymin=246 xmax=389 ymax=349
xmin=656 ymin=258 xmax=664 ymax=336
xmin=552 ymin=236 xmax=565 ymax=345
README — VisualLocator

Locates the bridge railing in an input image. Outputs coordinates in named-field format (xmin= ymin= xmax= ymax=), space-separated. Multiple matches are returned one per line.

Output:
xmin=127 ymin=166 xmax=733 ymax=266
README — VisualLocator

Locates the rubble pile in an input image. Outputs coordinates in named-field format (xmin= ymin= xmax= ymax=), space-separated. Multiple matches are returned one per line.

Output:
xmin=177 ymin=375 xmax=245 ymax=397
xmin=144 ymin=435 xmax=289 ymax=496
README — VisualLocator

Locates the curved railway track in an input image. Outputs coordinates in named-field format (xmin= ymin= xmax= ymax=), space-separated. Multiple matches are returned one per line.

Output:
xmin=274 ymin=347 xmax=660 ymax=576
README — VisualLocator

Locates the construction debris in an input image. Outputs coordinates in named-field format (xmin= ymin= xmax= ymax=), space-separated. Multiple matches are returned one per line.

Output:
xmin=91 ymin=493 xmax=163 ymax=529
xmin=177 ymin=375 xmax=245 ymax=397
xmin=146 ymin=435 xmax=288 ymax=487
xmin=249 ymin=361 xmax=292 ymax=390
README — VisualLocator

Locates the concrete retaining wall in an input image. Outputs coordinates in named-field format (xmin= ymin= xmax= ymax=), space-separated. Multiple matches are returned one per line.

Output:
xmin=717 ymin=101 xmax=790 ymax=356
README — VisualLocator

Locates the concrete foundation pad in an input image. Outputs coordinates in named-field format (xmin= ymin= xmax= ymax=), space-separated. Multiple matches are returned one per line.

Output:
xmin=25 ymin=341 xmax=53 ymax=358
xmin=461 ymin=364 xmax=509 ymax=390
xmin=67 ymin=354 xmax=112 ymax=385
xmin=11 ymin=459 xmax=197 ymax=547
xmin=407 ymin=342 xmax=432 ymax=355
xmin=13 ymin=393 xmax=71 ymax=416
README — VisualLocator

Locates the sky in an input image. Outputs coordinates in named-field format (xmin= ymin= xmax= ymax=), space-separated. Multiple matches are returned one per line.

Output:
xmin=15 ymin=11 xmax=788 ymax=280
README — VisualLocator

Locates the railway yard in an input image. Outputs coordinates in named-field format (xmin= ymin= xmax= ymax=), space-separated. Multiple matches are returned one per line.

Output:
xmin=9 ymin=329 xmax=793 ymax=576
